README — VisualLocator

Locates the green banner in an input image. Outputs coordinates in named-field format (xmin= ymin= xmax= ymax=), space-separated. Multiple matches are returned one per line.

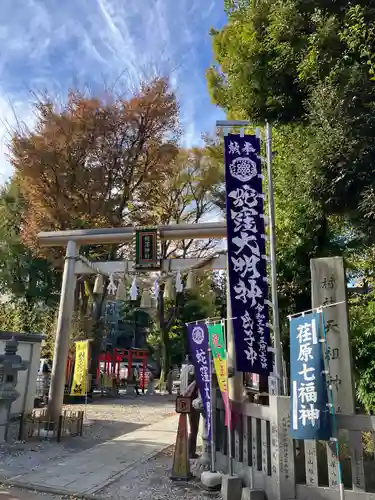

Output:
xmin=207 ymin=323 xmax=230 ymax=426
xmin=208 ymin=323 xmax=226 ymax=360
xmin=135 ymin=228 xmax=159 ymax=269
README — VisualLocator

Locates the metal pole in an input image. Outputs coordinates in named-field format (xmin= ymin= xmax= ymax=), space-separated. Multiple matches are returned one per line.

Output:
xmin=208 ymin=346 xmax=216 ymax=472
xmin=224 ymin=320 xmax=234 ymax=476
xmin=265 ymin=122 xmax=283 ymax=395
xmin=48 ymin=240 xmax=78 ymax=423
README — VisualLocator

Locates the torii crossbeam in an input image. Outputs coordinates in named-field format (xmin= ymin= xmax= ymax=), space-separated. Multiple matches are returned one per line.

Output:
xmin=38 ymin=221 xmax=237 ymax=422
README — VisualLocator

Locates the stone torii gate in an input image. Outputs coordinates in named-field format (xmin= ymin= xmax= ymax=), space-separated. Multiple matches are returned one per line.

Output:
xmin=38 ymin=119 xmax=283 ymax=425
xmin=38 ymin=221 xmax=241 ymax=422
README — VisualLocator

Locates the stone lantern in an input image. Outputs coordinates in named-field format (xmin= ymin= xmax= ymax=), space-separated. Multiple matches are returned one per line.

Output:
xmin=0 ymin=336 xmax=28 ymax=442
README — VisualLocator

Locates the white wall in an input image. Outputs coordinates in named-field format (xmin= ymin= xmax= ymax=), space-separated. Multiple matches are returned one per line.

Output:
xmin=0 ymin=338 xmax=42 ymax=415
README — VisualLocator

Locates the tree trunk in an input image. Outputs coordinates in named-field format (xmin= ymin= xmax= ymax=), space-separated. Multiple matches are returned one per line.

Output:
xmin=158 ymin=287 xmax=170 ymax=388
xmin=89 ymin=293 xmax=106 ymax=390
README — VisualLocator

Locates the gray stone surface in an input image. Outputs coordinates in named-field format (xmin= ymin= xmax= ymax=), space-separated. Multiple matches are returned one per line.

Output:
xmin=0 ymin=394 xmax=175 ymax=480
xmin=241 ymin=487 xmax=266 ymax=500
xmin=97 ymin=447 xmax=219 ymax=500
xmin=220 ymin=475 xmax=242 ymax=500
xmin=200 ymin=471 xmax=222 ymax=489
xmin=0 ymin=395 xmax=217 ymax=500
xmin=7 ymin=413 xmax=178 ymax=496
xmin=0 ymin=486 xmax=60 ymax=499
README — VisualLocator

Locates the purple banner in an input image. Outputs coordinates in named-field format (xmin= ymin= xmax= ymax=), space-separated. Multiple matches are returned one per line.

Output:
xmin=186 ymin=323 xmax=211 ymax=440
xmin=224 ymin=134 xmax=271 ymax=374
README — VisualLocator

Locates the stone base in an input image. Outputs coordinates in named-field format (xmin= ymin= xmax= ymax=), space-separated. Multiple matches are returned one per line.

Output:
xmin=221 ymin=475 xmax=242 ymax=500
xmin=200 ymin=471 xmax=222 ymax=490
xmin=241 ymin=487 xmax=266 ymax=500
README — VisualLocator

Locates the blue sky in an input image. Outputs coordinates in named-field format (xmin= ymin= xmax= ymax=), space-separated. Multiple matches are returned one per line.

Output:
xmin=0 ymin=0 xmax=226 ymax=181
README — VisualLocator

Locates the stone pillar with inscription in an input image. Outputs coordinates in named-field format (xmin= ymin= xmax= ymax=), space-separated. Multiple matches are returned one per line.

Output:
xmin=269 ymin=395 xmax=295 ymax=500
xmin=310 ymin=257 xmax=365 ymax=491
xmin=311 ymin=257 xmax=355 ymax=412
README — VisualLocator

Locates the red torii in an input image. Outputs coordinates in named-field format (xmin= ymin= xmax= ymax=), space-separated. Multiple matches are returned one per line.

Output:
xmin=97 ymin=348 xmax=148 ymax=383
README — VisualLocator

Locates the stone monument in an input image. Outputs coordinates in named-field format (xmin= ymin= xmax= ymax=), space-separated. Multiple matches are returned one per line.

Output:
xmin=0 ymin=336 xmax=28 ymax=442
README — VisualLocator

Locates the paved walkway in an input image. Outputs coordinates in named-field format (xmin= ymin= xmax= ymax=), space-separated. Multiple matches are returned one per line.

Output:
xmin=0 ymin=486 xmax=59 ymax=500
xmin=5 ymin=415 xmax=178 ymax=497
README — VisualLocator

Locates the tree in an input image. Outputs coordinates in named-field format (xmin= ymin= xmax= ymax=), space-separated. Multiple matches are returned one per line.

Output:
xmin=350 ymin=292 xmax=375 ymax=412
xmin=203 ymin=126 xmax=346 ymax=353
xmin=207 ymin=0 xmax=375 ymax=236
xmin=207 ymin=0 xmax=375 ymax=406
xmin=10 ymin=77 xmax=181 ymax=377
xmin=0 ymin=180 xmax=61 ymax=307
xmin=208 ymin=0 xmax=375 ymax=123
xmin=138 ymin=148 xmax=222 ymax=380
xmin=11 ymin=78 xmax=180 ymax=248
xmin=148 ymin=277 xmax=221 ymax=369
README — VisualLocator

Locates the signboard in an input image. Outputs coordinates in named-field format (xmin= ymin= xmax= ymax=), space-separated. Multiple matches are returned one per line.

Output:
xmin=135 ymin=228 xmax=159 ymax=269
xmin=186 ymin=322 xmax=212 ymax=441
xmin=224 ymin=134 xmax=271 ymax=374
xmin=289 ymin=312 xmax=331 ymax=440
xmin=103 ymin=300 xmax=120 ymax=349
xmin=70 ymin=341 xmax=89 ymax=396
xmin=311 ymin=257 xmax=355 ymax=414
xmin=176 ymin=395 xmax=192 ymax=414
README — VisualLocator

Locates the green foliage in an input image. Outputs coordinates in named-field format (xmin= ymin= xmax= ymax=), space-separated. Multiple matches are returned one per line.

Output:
xmin=148 ymin=279 xmax=221 ymax=366
xmin=0 ymin=299 xmax=86 ymax=359
xmin=0 ymin=181 xmax=61 ymax=305
xmin=208 ymin=0 xmax=375 ymax=123
xmin=207 ymin=0 xmax=375 ymax=237
xmin=350 ymin=294 xmax=375 ymax=412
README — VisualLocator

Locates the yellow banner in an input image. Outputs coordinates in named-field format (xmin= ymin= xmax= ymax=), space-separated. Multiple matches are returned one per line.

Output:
xmin=213 ymin=358 xmax=230 ymax=426
xmin=70 ymin=341 xmax=89 ymax=396
xmin=213 ymin=358 xmax=227 ymax=395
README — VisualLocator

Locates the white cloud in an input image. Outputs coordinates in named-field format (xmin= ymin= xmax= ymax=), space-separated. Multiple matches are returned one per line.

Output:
xmin=0 ymin=94 xmax=36 ymax=181
xmin=0 ymin=0 xmax=226 ymax=177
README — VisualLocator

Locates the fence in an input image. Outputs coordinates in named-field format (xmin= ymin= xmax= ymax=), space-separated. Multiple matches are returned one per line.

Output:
xmin=19 ymin=409 xmax=84 ymax=442
xmin=215 ymin=395 xmax=375 ymax=500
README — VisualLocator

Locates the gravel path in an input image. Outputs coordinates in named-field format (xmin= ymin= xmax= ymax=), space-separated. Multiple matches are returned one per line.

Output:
xmin=0 ymin=394 xmax=174 ymax=479
xmin=97 ymin=447 xmax=219 ymax=500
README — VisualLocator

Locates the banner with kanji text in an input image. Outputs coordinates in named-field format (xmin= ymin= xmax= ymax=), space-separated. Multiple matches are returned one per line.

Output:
xmin=224 ymin=134 xmax=271 ymax=374
xmin=186 ymin=322 xmax=211 ymax=441
xmin=70 ymin=341 xmax=89 ymax=396
xmin=289 ymin=312 xmax=331 ymax=440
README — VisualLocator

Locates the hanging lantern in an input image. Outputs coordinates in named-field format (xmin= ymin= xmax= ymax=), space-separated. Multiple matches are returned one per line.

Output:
xmin=140 ymin=289 xmax=152 ymax=309
xmin=93 ymin=274 xmax=104 ymax=294
xmin=164 ymin=276 xmax=175 ymax=300
xmin=116 ymin=279 xmax=126 ymax=301
xmin=175 ymin=270 xmax=183 ymax=293
xmin=130 ymin=278 xmax=138 ymax=301
xmin=186 ymin=270 xmax=197 ymax=290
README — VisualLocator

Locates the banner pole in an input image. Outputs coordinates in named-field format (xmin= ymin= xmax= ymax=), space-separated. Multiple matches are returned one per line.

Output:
xmin=226 ymin=355 xmax=233 ymax=476
xmin=85 ymin=368 xmax=88 ymax=421
xmin=208 ymin=346 xmax=216 ymax=472
xmin=265 ymin=122 xmax=283 ymax=395
xmin=223 ymin=321 xmax=233 ymax=476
